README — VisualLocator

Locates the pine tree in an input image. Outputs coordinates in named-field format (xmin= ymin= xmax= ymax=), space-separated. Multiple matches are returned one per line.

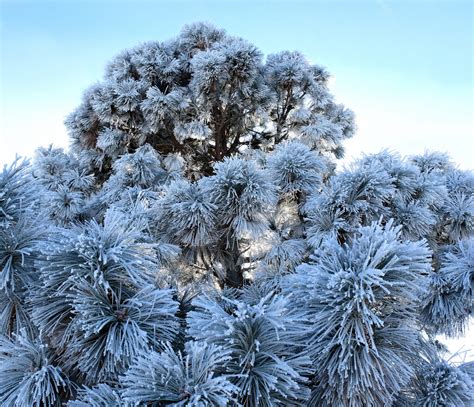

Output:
xmin=0 ymin=23 xmax=472 ymax=406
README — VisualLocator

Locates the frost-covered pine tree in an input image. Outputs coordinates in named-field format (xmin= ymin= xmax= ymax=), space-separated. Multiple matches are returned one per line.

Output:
xmin=1 ymin=23 xmax=473 ymax=406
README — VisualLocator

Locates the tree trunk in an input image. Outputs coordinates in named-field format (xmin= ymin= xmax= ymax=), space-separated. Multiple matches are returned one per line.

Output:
xmin=222 ymin=236 xmax=244 ymax=288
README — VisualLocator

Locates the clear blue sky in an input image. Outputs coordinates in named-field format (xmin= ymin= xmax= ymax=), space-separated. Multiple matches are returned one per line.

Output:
xmin=1 ymin=0 xmax=472 ymax=167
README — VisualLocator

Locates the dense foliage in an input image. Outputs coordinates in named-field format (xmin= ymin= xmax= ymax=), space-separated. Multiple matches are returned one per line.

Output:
xmin=1 ymin=23 xmax=472 ymax=406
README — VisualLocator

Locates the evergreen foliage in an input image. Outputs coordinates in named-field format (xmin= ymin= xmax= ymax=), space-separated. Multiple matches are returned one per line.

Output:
xmin=68 ymin=383 xmax=123 ymax=407
xmin=0 ymin=23 xmax=472 ymax=406
xmin=281 ymin=221 xmax=432 ymax=406
xmin=396 ymin=348 xmax=474 ymax=406
xmin=0 ymin=331 xmax=70 ymax=406
xmin=121 ymin=341 xmax=238 ymax=406
xmin=421 ymin=238 xmax=474 ymax=336
xmin=0 ymin=159 xmax=45 ymax=338
xmin=187 ymin=287 xmax=312 ymax=405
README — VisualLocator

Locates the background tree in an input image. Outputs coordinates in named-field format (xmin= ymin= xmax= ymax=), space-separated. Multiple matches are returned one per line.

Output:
xmin=65 ymin=22 xmax=354 ymax=180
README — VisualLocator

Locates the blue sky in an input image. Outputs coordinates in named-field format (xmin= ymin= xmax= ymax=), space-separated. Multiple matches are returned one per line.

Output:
xmin=0 ymin=0 xmax=472 ymax=167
